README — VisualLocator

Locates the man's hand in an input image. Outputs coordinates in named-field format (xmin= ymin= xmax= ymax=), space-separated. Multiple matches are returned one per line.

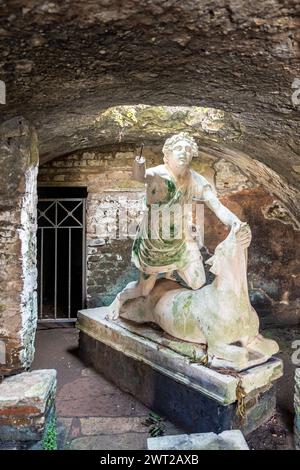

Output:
xmin=235 ymin=222 xmax=252 ymax=248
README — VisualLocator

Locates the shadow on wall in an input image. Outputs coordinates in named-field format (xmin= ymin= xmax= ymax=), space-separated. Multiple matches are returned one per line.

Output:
xmin=88 ymin=265 xmax=139 ymax=308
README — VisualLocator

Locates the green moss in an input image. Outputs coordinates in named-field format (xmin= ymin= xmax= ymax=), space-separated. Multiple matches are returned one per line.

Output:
xmin=139 ymin=106 xmax=171 ymax=122
xmin=30 ymin=130 xmax=39 ymax=165
xmin=172 ymin=293 xmax=198 ymax=337
xmin=42 ymin=414 xmax=57 ymax=451
xmin=100 ymin=106 xmax=138 ymax=128
xmin=166 ymin=340 xmax=205 ymax=361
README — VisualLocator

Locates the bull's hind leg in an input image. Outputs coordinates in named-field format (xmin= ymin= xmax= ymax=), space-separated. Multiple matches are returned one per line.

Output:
xmin=208 ymin=342 xmax=249 ymax=370
xmin=246 ymin=334 xmax=279 ymax=357
xmin=107 ymin=274 xmax=157 ymax=320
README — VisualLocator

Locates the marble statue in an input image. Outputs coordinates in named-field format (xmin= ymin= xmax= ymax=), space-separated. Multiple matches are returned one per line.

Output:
xmin=108 ymin=133 xmax=279 ymax=370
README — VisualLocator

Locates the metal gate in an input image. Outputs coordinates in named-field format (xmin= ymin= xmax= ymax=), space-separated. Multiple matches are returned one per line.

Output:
xmin=37 ymin=197 xmax=86 ymax=322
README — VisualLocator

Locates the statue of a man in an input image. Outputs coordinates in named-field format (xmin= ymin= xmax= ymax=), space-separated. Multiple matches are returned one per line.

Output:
xmin=109 ymin=132 xmax=251 ymax=319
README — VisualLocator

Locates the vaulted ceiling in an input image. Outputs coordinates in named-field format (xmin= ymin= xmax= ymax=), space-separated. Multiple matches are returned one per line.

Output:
xmin=1 ymin=1 xmax=300 ymax=215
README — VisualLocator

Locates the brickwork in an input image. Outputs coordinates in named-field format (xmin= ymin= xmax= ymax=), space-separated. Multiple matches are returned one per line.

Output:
xmin=0 ymin=117 xmax=38 ymax=375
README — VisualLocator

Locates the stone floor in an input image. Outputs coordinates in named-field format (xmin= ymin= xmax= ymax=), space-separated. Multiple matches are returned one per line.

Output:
xmin=32 ymin=324 xmax=182 ymax=450
xmin=247 ymin=326 xmax=299 ymax=450
xmin=31 ymin=323 xmax=299 ymax=450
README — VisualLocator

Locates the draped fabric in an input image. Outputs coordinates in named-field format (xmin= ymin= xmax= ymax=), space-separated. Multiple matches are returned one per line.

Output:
xmin=131 ymin=165 xmax=211 ymax=274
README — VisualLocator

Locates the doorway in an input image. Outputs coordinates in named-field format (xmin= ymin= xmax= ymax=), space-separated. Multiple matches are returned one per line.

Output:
xmin=37 ymin=187 xmax=87 ymax=322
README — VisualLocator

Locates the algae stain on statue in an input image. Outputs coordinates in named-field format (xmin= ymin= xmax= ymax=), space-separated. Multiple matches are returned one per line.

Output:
xmin=171 ymin=293 xmax=198 ymax=338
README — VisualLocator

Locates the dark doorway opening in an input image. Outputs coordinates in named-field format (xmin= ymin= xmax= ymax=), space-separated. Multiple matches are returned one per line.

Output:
xmin=37 ymin=187 xmax=87 ymax=322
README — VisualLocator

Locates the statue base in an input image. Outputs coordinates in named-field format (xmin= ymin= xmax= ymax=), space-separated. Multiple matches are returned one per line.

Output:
xmin=76 ymin=307 xmax=283 ymax=435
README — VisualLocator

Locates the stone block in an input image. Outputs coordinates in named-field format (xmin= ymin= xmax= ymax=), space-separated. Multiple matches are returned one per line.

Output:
xmin=147 ymin=430 xmax=249 ymax=450
xmin=69 ymin=432 xmax=148 ymax=450
xmin=295 ymin=394 xmax=300 ymax=417
xmin=294 ymin=424 xmax=300 ymax=450
xmin=295 ymin=368 xmax=300 ymax=449
xmin=77 ymin=307 xmax=282 ymax=435
xmin=0 ymin=369 xmax=56 ymax=441
xmin=295 ymin=368 xmax=300 ymax=387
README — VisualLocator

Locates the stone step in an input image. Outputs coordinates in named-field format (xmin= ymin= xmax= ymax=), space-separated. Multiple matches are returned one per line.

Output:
xmin=0 ymin=369 xmax=56 ymax=442
xmin=147 ymin=430 xmax=249 ymax=450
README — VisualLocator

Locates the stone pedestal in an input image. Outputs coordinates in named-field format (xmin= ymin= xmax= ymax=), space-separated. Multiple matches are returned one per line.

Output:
xmin=295 ymin=368 xmax=300 ymax=450
xmin=147 ymin=430 xmax=249 ymax=450
xmin=0 ymin=369 xmax=56 ymax=448
xmin=77 ymin=307 xmax=283 ymax=435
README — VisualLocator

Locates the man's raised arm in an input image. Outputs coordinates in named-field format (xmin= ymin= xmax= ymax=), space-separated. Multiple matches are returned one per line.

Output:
xmin=132 ymin=155 xmax=146 ymax=183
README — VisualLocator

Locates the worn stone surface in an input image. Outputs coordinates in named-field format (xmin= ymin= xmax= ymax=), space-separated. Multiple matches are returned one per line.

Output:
xmin=32 ymin=326 xmax=149 ymax=419
xmin=33 ymin=105 xmax=300 ymax=224
xmin=31 ymin=326 xmax=184 ymax=450
xmin=31 ymin=325 xmax=296 ymax=449
xmin=247 ymin=410 xmax=295 ymax=450
xmin=0 ymin=117 xmax=39 ymax=375
xmin=148 ymin=429 xmax=249 ymax=450
xmin=56 ymin=381 xmax=148 ymax=419
xmin=69 ymin=432 xmax=149 ymax=451
xmin=294 ymin=368 xmax=300 ymax=449
xmin=77 ymin=307 xmax=283 ymax=402
xmin=0 ymin=369 xmax=56 ymax=410
xmin=204 ymin=187 xmax=300 ymax=324
xmin=0 ymin=369 xmax=56 ymax=441
xmin=67 ymin=416 xmax=182 ymax=450
xmin=294 ymin=425 xmax=300 ymax=450
xmin=79 ymin=417 xmax=149 ymax=436
xmin=78 ymin=328 xmax=279 ymax=435
xmin=77 ymin=308 xmax=282 ymax=434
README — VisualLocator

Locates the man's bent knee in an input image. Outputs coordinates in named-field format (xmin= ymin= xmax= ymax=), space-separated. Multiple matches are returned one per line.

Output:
xmin=178 ymin=268 xmax=205 ymax=291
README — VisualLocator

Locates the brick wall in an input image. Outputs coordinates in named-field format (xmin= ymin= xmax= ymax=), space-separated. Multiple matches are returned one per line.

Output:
xmin=0 ymin=117 xmax=38 ymax=375
xmin=38 ymin=145 xmax=162 ymax=307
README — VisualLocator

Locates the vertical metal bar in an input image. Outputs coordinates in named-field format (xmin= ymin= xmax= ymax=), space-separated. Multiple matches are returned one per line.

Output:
xmin=40 ymin=228 xmax=44 ymax=319
xmin=68 ymin=227 xmax=71 ymax=318
xmin=54 ymin=201 xmax=57 ymax=319
xmin=82 ymin=199 xmax=86 ymax=309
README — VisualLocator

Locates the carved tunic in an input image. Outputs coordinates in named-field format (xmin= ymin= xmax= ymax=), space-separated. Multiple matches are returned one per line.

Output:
xmin=131 ymin=164 xmax=213 ymax=275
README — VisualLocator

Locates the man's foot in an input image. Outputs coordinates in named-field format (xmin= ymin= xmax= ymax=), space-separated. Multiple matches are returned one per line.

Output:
xmin=107 ymin=295 xmax=121 ymax=321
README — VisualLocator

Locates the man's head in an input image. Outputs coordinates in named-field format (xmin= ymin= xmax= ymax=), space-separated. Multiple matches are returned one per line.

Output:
xmin=162 ymin=133 xmax=198 ymax=175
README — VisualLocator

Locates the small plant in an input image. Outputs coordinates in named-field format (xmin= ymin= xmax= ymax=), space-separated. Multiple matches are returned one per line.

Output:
xmin=144 ymin=411 xmax=166 ymax=438
xmin=42 ymin=414 xmax=57 ymax=450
